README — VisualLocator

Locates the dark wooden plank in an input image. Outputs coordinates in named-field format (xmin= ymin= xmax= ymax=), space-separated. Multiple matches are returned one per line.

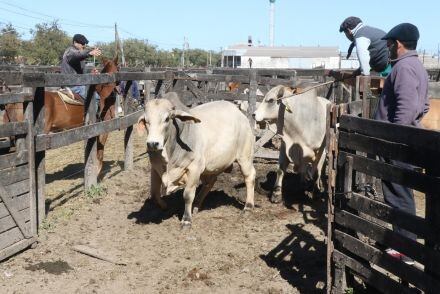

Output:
xmin=338 ymin=151 xmax=440 ymax=195
xmin=0 ymin=71 xmax=24 ymax=85
xmin=33 ymin=86 xmax=46 ymax=227
xmin=333 ymin=250 xmax=416 ymax=294
xmin=0 ymin=150 xmax=28 ymax=170
xmin=425 ymin=166 xmax=440 ymax=283
xmin=0 ymin=165 xmax=29 ymax=186
xmin=0 ymin=236 xmax=36 ymax=262
xmin=23 ymin=73 xmax=117 ymax=87
xmin=347 ymin=192 xmax=440 ymax=243
xmin=213 ymin=68 xmax=297 ymax=77
xmin=0 ymin=182 xmax=30 ymax=238
xmin=254 ymin=148 xmax=279 ymax=159
xmin=248 ymin=69 xmax=257 ymax=128
xmin=0 ymin=122 xmax=28 ymax=138
xmin=23 ymin=98 xmax=37 ymax=236
xmin=335 ymin=209 xmax=440 ymax=272
xmin=4 ymin=180 xmax=29 ymax=199
xmin=0 ymin=227 xmax=27 ymax=251
xmin=335 ymin=230 xmax=440 ymax=292
xmin=339 ymin=115 xmax=440 ymax=153
xmin=123 ymin=88 xmax=134 ymax=171
xmin=0 ymin=193 xmax=30 ymax=218
xmin=0 ymin=207 xmax=31 ymax=234
xmin=36 ymin=110 xmax=143 ymax=151
xmin=255 ymin=129 xmax=276 ymax=149
xmin=84 ymin=86 xmax=98 ymax=190
xmin=339 ymin=131 xmax=439 ymax=169
xmin=115 ymin=71 xmax=166 ymax=81
xmin=0 ymin=92 xmax=33 ymax=104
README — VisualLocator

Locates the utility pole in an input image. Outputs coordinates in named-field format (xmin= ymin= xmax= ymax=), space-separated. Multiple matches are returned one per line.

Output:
xmin=115 ymin=23 xmax=126 ymax=66
xmin=181 ymin=37 xmax=188 ymax=67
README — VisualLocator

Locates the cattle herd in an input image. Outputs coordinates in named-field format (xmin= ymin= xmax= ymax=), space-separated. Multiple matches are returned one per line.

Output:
xmin=136 ymin=86 xmax=328 ymax=227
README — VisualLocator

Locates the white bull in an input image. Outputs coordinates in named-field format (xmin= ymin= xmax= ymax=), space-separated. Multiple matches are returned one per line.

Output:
xmin=253 ymin=85 xmax=329 ymax=203
xmin=137 ymin=93 xmax=256 ymax=227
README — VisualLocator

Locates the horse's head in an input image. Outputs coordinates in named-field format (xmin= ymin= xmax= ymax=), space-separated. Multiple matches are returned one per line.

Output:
xmin=95 ymin=55 xmax=119 ymax=103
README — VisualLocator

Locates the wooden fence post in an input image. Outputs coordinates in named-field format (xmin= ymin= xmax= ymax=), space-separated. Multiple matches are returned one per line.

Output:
xmin=425 ymin=166 xmax=440 ymax=283
xmin=23 ymin=87 xmax=36 ymax=235
xmin=84 ymin=86 xmax=98 ymax=190
xmin=33 ymin=87 xmax=46 ymax=227
xmin=144 ymin=66 xmax=152 ymax=105
xmin=248 ymin=69 xmax=257 ymax=130
xmin=123 ymin=81 xmax=134 ymax=171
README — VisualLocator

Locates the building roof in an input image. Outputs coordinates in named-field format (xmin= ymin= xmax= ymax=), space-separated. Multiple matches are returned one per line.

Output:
xmin=224 ymin=44 xmax=340 ymax=58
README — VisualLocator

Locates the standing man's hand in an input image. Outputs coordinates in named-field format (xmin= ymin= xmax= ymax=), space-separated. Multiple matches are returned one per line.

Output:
xmin=91 ymin=68 xmax=99 ymax=75
xmin=89 ymin=48 xmax=102 ymax=57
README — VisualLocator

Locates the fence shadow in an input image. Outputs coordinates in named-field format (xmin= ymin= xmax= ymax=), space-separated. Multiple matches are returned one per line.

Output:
xmin=260 ymin=223 xmax=327 ymax=293
xmin=127 ymin=188 xmax=243 ymax=225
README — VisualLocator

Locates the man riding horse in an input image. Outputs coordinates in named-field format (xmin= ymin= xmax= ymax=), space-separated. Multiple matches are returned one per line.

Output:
xmin=60 ymin=34 xmax=102 ymax=101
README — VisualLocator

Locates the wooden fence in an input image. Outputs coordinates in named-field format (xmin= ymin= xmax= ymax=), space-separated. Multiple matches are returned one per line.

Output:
xmin=326 ymin=77 xmax=440 ymax=293
xmin=0 ymin=66 xmax=328 ymax=262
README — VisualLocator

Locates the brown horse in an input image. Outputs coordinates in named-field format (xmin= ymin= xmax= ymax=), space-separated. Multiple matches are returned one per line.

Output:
xmin=3 ymin=55 xmax=120 ymax=175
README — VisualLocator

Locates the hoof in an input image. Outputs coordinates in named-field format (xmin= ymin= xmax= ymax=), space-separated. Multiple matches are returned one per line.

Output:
xmin=270 ymin=189 xmax=282 ymax=203
xmin=244 ymin=202 xmax=254 ymax=211
xmin=181 ymin=220 xmax=192 ymax=229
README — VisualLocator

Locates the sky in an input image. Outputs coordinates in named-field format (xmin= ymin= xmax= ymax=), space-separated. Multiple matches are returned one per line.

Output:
xmin=1 ymin=0 xmax=440 ymax=54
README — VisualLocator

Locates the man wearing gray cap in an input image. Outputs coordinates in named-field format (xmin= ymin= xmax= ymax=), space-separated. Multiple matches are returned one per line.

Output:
xmin=375 ymin=23 xmax=429 ymax=265
xmin=60 ymin=34 xmax=102 ymax=99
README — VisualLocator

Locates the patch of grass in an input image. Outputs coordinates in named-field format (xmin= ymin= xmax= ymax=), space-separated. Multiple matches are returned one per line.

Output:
xmin=345 ymin=288 xmax=354 ymax=294
xmin=39 ymin=219 xmax=54 ymax=231
xmin=85 ymin=184 xmax=107 ymax=200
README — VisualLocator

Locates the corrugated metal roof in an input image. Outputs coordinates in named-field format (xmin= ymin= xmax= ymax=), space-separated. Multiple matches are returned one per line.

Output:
xmin=224 ymin=45 xmax=340 ymax=58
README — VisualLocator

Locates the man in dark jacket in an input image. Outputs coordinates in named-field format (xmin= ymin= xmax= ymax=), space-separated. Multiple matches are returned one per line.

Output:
xmin=374 ymin=23 xmax=429 ymax=265
xmin=60 ymin=34 xmax=101 ymax=98
xmin=327 ymin=17 xmax=390 ymax=80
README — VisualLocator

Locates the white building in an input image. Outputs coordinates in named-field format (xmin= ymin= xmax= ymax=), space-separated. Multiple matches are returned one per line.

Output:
xmin=222 ymin=44 xmax=352 ymax=69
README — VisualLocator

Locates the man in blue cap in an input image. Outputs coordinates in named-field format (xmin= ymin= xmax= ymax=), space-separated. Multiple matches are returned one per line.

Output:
xmin=60 ymin=34 xmax=102 ymax=99
xmin=375 ymin=23 xmax=429 ymax=265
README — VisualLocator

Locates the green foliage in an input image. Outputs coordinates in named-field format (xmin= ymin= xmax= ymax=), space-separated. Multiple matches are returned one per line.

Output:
xmin=0 ymin=23 xmax=22 ymax=63
xmin=0 ymin=22 xmax=220 ymax=68
xmin=23 ymin=21 xmax=71 ymax=65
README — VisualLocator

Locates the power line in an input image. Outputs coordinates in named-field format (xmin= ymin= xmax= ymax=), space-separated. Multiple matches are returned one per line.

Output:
xmin=0 ymin=1 xmax=113 ymax=29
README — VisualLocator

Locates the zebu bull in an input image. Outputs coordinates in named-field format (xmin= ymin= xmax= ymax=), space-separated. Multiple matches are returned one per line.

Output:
xmin=253 ymin=85 xmax=329 ymax=203
xmin=137 ymin=92 xmax=256 ymax=227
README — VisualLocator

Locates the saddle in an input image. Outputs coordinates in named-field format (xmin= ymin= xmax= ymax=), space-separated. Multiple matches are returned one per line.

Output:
xmin=53 ymin=88 xmax=84 ymax=105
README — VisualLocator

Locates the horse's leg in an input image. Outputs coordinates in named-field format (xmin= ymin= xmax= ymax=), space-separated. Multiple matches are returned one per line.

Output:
xmin=97 ymin=133 xmax=108 ymax=176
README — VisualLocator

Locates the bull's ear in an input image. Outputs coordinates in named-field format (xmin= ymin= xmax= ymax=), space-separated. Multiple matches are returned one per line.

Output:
xmin=136 ymin=114 xmax=147 ymax=136
xmin=171 ymin=109 xmax=201 ymax=123
xmin=276 ymin=86 xmax=285 ymax=99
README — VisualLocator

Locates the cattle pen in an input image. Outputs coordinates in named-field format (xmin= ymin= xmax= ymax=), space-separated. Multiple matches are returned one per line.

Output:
xmin=0 ymin=65 xmax=440 ymax=293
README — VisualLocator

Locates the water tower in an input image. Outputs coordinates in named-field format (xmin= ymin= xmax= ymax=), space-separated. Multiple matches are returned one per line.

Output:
xmin=269 ymin=0 xmax=275 ymax=47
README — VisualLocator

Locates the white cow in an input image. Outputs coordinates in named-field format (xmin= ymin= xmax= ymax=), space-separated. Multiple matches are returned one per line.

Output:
xmin=253 ymin=85 xmax=329 ymax=203
xmin=137 ymin=92 xmax=256 ymax=227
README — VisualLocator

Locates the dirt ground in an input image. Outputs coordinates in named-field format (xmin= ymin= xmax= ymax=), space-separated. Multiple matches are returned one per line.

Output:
xmin=0 ymin=130 xmax=329 ymax=294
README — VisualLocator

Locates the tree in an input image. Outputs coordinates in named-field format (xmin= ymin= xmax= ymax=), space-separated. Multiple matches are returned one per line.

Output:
xmin=23 ymin=21 xmax=70 ymax=65
xmin=0 ymin=24 xmax=22 ymax=63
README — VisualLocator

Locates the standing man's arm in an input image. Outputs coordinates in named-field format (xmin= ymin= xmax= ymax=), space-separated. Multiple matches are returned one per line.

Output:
xmin=393 ymin=66 xmax=420 ymax=125
xmin=66 ymin=47 xmax=101 ymax=64
xmin=355 ymin=37 xmax=372 ymax=75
